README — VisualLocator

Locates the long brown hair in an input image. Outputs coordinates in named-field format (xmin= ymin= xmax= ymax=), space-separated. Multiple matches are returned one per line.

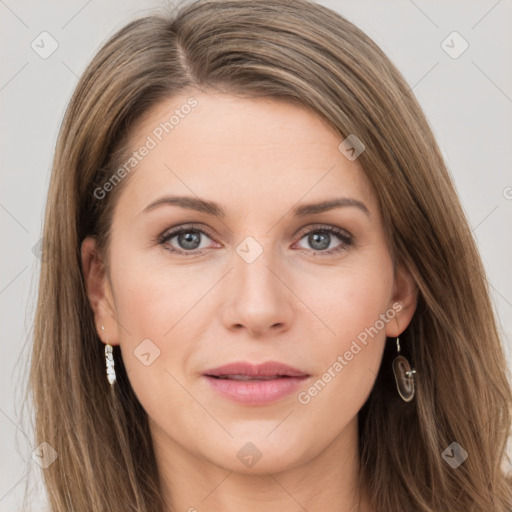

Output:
xmin=25 ymin=0 xmax=512 ymax=510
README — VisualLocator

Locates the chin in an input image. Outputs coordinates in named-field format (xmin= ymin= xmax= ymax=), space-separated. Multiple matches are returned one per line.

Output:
xmin=200 ymin=435 xmax=311 ymax=475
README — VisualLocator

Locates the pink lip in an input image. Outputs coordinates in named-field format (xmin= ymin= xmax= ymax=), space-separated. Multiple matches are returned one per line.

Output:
xmin=202 ymin=361 xmax=310 ymax=406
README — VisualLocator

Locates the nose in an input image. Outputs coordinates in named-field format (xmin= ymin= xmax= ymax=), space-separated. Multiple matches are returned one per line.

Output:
xmin=220 ymin=242 xmax=294 ymax=338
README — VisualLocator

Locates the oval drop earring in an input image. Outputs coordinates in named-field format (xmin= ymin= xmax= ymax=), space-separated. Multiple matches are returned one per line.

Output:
xmin=392 ymin=336 xmax=416 ymax=402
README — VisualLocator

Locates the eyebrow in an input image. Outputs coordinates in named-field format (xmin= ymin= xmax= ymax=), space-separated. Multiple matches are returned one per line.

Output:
xmin=141 ymin=195 xmax=370 ymax=218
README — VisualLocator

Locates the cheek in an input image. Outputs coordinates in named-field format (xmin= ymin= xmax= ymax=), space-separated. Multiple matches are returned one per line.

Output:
xmin=293 ymin=287 xmax=390 ymax=435
xmin=301 ymin=255 xmax=394 ymax=346
xmin=110 ymin=247 xmax=212 ymax=337
xmin=296 ymin=254 xmax=393 ymax=398
xmin=108 ymin=249 xmax=219 ymax=401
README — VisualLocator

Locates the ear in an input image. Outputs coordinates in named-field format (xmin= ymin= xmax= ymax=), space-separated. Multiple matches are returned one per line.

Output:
xmin=385 ymin=263 xmax=418 ymax=338
xmin=81 ymin=236 xmax=120 ymax=346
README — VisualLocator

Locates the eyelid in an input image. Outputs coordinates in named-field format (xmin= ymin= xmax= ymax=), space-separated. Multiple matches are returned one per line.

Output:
xmin=297 ymin=223 xmax=352 ymax=239
xmin=157 ymin=222 xmax=352 ymax=241
xmin=292 ymin=224 xmax=353 ymax=254
xmin=157 ymin=222 xmax=354 ymax=255
xmin=157 ymin=223 xmax=217 ymax=243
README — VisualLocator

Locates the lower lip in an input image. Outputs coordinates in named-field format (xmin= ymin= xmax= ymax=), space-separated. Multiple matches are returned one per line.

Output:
xmin=203 ymin=375 xmax=309 ymax=405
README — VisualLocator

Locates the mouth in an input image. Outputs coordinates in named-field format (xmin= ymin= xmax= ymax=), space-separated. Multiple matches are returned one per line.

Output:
xmin=202 ymin=361 xmax=310 ymax=405
xmin=208 ymin=374 xmax=296 ymax=381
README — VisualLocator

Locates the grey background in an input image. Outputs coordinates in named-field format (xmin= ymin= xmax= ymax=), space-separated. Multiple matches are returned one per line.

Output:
xmin=1 ymin=0 xmax=511 ymax=509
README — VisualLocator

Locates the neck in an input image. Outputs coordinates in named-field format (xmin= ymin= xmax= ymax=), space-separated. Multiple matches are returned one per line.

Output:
xmin=151 ymin=416 xmax=371 ymax=512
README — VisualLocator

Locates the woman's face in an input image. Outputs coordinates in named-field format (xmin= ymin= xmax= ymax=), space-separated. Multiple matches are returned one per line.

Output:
xmin=83 ymin=90 xmax=416 ymax=475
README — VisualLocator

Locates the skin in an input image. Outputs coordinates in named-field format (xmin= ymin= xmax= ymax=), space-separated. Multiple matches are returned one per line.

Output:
xmin=82 ymin=90 xmax=417 ymax=512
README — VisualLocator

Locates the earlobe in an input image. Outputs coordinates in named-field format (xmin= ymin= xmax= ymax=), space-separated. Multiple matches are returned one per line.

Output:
xmin=385 ymin=263 xmax=418 ymax=337
xmin=81 ymin=236 xmax=120 ymax=345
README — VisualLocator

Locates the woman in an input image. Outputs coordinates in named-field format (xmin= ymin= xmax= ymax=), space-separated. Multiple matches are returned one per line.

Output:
xmin=27 ymin=0 xmax=512 ymax=510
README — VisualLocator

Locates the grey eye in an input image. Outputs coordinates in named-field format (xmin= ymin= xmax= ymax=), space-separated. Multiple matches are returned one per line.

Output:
xmin=306 ymin=232 xmax=331 ymax=251
xmin=175 ymin=231 xmax=202 ymax=250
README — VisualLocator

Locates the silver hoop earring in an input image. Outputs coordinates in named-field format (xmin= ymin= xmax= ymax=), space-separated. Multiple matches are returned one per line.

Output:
xmin=102 ymin=325 xmax=116 ymax=386
xmin=392 ymin=336 xmax=415 ymax=402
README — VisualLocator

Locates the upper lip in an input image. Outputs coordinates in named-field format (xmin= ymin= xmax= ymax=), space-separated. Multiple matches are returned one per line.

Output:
xmin=203 ymin=361 xmax=309 ymax=378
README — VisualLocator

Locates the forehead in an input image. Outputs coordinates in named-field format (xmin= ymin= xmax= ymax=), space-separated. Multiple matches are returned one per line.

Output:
xmin=132 ymin=90 xmax=337 ymax=146
xmin=115 ymin=91 xmax=377 ymax=219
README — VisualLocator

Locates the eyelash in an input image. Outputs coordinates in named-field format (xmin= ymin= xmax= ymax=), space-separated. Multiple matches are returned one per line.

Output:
xmin=157 ymin=223 xmax=353 ymax=257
